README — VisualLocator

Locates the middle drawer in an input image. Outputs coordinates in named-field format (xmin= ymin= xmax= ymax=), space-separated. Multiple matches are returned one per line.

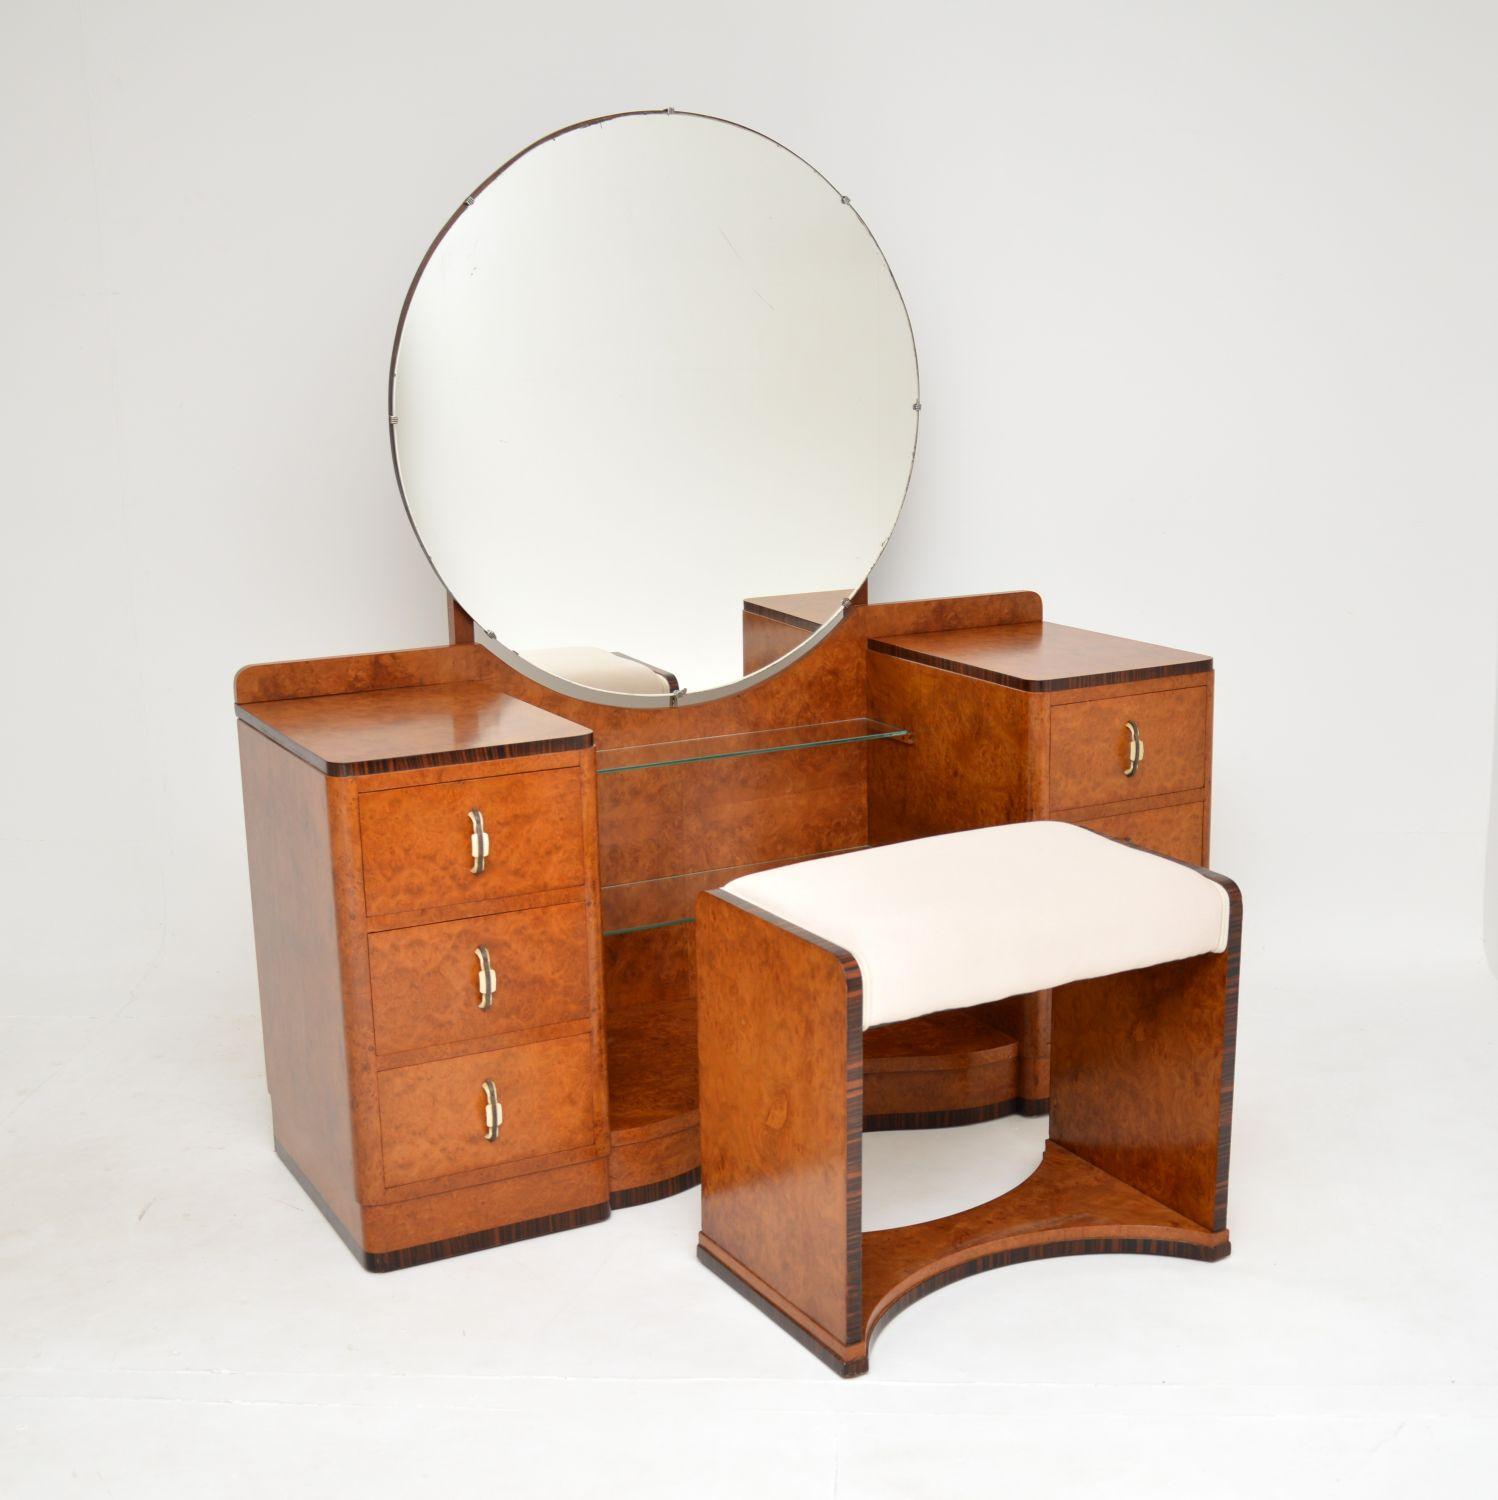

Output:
xmin=367 ymin=901 xmax=593 ymax=1055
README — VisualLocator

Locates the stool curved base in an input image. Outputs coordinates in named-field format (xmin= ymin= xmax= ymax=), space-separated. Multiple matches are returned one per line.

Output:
xmin=700 ymin=1142 xmax=1230 ymax=1379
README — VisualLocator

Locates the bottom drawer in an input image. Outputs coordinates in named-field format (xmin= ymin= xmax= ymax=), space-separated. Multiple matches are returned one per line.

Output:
xmin=378 ymin=1033 xmax=597 ymax=1189
xmin=1077 ymin=801 xmax=1205 ymax=864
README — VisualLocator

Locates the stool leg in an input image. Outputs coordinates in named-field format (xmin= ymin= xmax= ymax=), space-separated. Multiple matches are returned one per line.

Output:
xmin=695 ymin=890 xmax=867 ymax=1376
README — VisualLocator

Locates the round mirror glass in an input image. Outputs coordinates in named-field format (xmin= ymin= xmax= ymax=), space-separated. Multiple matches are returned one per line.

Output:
xmin=390 ymin=111 xmax=919 ymax=704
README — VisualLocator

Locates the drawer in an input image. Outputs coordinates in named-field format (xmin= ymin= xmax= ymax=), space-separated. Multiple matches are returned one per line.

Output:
xmin=367 ymin=902 xmax=593 ymax=1055
xmin=1048 ymin=686 xmax=1208 ymax=811
xmin=1078 ymin=801 xmax=1205 ymax=864
xmin=377 ymin=1033 xmax=597 ymax=1188
xmin=360 ymin=769 xmax=586 ymax=917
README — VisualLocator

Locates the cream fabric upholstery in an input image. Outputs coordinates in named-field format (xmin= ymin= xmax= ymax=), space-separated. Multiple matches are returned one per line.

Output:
xmin=523 ymin=646 xmax=673 ymax=694
xmin=721 ymin=821 xmax=1230 ymax=1030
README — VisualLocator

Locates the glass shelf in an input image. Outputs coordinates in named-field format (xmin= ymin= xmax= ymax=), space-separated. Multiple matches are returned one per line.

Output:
xmin=602 ymin=849 xmax=867 ymax=937
xmin=596 ymin=717 xmax=908 ymax=775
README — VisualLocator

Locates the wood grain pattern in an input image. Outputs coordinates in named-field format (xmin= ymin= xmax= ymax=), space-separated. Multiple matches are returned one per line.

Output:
xmin=360 ymin=1156 xmax=612 ymax=1265
xmin=697 ymin=890 xmax=864 ymax=1347
xmin=609 ymin=1133 xmax=702 ymax=1204
xmin=597 ymin=744 xmax=869 ymax=888
xmin=605 ymin=988 xmax=698 ymax=1141
xmin=237 ymin=678 xmax=591 ymax=777
xmin=366 ymin=901 xmax=592 ymax=1055
xmin=866 ymin=650 xmax=1030 ymax=844
xmin=239 ymin=592 xmax=1218 ymax=1250
xmin=1073 ymin=800 xmax=1207 ymax=863
xmin=739 ymin=589 xmax=1043 ymax=674
xmin=695 ymin=861 xmax=1241 ymax=1375
xmin=742 ymin=590 xmax=851 ymax=630
xmin=1048 ymin=685 xmax=1208 ymax=811
xmin=1049 ymin=961 xmax=1232 ymax=1226
xmin=239 ymin=724 xmax=360 ymax=1232
xmin=366 ymin=1203 xmax=611 ymax=1272
xmin=612 ymin=1167 xmax=702 ymax=1209
xmin=602 ymin=934 xmax=701 ymax=1201
xmin=377 ymin=1033 xmax=597 ymax=1188
xmin=870 ymin=621 xmax=1210 ymax=692
xmin=859 ymin=1141 xmax=1229 ymax=1354
xmin=359 ymin=769 xmax=586 ymax=916
xmin=991 ymin=990 xmax=1051 ymax=1106
xmin=239 ymin=667 xmax=612 ymax=1267
xmin=743 ymin=610 xmax=825 ymax=675
xmin=696 ymin=1239 xmax=869 ymax=1378
xmin=864 ymin=1004 xmax=1018 ymax=1130
xmin=235 ymin=643 xmax=485 ymax=705
xmin=447 ymin=594 xmax=476 ymax=647
xmin=277 ymin=1142 xmax=610 ymax=1271
xmin=861 ymin=592 xmax=1043 ymax=637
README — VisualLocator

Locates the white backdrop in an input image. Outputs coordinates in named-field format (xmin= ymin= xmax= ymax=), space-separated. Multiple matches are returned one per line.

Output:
xmin=3 ymin=0 xmax=1495 ymax=1010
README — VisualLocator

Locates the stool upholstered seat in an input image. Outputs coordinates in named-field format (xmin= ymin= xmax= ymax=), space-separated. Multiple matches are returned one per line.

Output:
xmin=721 ymin=820 xmax=1231 ymax=1031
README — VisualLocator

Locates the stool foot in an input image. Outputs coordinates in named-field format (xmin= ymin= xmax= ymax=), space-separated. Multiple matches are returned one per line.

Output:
xmin=698 ymin=1241 xmax=870 ymax=1378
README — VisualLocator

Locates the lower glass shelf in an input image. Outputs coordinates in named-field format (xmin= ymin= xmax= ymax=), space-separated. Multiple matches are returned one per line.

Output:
xmin=596 ymin=717 xmax=907 ymax=775
xmin=602 ymin=848 xmax=867 ymax=937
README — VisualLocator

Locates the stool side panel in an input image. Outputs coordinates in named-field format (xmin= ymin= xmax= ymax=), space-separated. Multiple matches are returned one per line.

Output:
xmin=696 ymin=892 xmax=863 ymax=1346
xmin=1050 ymin=941 xmax=1236 ymax=1231
xmin=1200 ymin=872 xmax=1242 ymax=1232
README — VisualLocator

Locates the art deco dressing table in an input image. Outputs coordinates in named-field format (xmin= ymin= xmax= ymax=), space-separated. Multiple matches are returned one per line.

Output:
xmin=234 ymin=111 xmax=1214 ymax=1270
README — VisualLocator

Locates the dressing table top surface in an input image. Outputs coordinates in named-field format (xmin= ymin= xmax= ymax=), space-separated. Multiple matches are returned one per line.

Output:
xmin=236 ymin=678 xmax=592 ymax=778
xmin=869 ymin=622 xmax=1212 ymax=694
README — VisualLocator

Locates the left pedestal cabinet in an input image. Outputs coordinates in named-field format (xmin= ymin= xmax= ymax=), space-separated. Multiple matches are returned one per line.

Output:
xmin=235 ymin=667 xmax=612 ymax=1270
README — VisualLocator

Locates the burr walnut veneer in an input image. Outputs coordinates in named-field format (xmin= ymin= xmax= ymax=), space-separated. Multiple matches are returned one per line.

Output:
xmin=696 ymin=863 xmax=1241 ymax=1376
xmin=235 ymin=589 xmax=1214 ymax=1268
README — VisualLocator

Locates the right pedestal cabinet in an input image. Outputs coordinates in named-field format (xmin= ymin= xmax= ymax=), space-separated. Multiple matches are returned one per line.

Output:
xmin=862 ymin=618 xmax=1214 ymax=1109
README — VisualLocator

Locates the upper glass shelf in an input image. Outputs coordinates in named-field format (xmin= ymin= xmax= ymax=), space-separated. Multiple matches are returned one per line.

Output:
xmin=596 ymin=717 xmax=909 ymax=775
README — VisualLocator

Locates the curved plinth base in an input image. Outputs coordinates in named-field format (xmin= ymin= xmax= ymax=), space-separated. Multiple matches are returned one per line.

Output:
xmin=864 ymin=1001 xmax=1028 ymax=1130
xmin=865 ymin=1099 xmax=1018 ymax=1132
xmin=700 ymin=1144 xmax=1229 ymax=1378
xmin=610 ymin=1166 xmax=701 ymax=1209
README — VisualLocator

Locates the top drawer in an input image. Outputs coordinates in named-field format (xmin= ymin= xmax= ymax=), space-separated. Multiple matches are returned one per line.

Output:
xmin=1048 ymin=685 xmax=1208 ymax=811
xmin=360 ymin=769 xmax=586 ymax=916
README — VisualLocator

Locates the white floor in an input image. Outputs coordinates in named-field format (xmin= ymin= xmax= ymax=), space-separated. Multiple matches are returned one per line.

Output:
xmin=3 ymin=957 xmax=1496 ymax=1498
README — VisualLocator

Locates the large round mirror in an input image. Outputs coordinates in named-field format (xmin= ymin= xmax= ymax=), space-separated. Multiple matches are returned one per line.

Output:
xmin=389 ymin=110 xmax=919 ymax=704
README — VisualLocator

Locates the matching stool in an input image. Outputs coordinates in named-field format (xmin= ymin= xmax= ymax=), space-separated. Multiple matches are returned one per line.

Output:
xmin=694 ymin=820 xmax=1242 ymax=1377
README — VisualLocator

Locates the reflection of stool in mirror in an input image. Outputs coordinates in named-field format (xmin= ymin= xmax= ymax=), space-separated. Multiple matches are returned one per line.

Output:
xmin=694 ymin=821 xmax=1242 ymax=1377
xmin=522 ymin=646 xmax=680 ymax=696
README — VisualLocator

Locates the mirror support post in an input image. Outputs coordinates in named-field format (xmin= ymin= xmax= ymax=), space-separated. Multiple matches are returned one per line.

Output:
xmin=447 ymin=593 xmax=476 ymax=646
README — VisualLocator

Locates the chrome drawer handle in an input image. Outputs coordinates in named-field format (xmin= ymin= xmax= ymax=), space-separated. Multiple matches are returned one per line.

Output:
xmin=468 ymin=809 xmax=490 ymax=874
xmin=482 ymin=1079 xmax=503 ymax=1142
xmin=1124 ymin=720 xmax=1144 ymax=777
xmin=476 ymin=946 xmax=497 ymax=1011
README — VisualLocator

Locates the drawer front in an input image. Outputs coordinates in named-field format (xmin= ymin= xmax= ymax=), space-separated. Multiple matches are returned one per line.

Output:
xmin=377 ymin=1034 xmax=597 ymax=1188
xmin=360 ymin=769 xmax=586 ymax=916
xmin=367 ymin=902 xmax=593 ymax=1055
xmin=1079 ymin=801 xmax=1206 ymax=864
xmin=1049 ymin=686 xmax=1208 ymax=811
